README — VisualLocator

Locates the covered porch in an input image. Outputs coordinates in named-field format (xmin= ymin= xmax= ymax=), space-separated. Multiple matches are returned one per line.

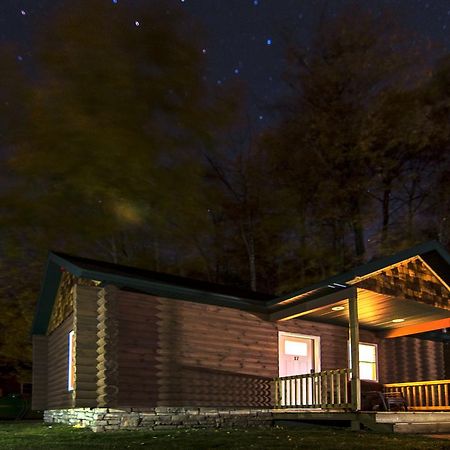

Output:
xmin=269 ymin=242 xmax=450 ymax=414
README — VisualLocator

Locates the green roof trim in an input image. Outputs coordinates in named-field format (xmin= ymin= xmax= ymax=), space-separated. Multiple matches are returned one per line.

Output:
xmin=31 ymin=259 xmax=63 ymax=335
xmin=32 ymin=251 xmax=269 ymax=335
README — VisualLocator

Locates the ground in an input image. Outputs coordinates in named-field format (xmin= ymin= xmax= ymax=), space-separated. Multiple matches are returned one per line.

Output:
xmin=0 ymin=422 xmax=449 ymax=449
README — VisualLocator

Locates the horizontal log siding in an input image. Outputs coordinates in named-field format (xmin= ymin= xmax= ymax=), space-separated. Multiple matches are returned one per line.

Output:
xmin=32 ymin=335 xmax=48 ymax=410
xmin=115 ymin=292 xmax=374 ymax=408
xmin=117 ymin=291 xmax=159 ymax=408
xmin=114 ymin=291 xmax=445 ymax=408
xmin=46 ymin=314 xmax=74 ymax=409
xmin=97 ymin=286 xmax=119 ymax=408
xmin=378 ymin=336 xmax=446 ymax=384
xmin=74 ymin=285 xmax=100 ymax=408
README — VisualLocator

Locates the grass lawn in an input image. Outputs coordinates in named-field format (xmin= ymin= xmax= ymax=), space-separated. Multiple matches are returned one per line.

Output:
xmin=0 ymin=421 xmax=449 ymax=450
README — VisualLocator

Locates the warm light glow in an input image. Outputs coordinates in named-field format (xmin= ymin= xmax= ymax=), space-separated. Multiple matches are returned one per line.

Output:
xmin=332 ymin=305 xmax=345 ymax=311
xmin=359 ymin=343 xmax=376 ymax=363
xmin=392 ymin=318 xmax=405 ymax=323
xmin=284 ymin=340 xmax=308 ymax=356
xmin=349 ymin=342 xmax=378 ymax=381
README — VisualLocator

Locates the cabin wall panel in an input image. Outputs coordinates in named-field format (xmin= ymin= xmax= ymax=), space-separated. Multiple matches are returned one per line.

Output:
xmin=154 ymin=298 xmax=362 ymax=407
xmin=379 ymin=336 xmax=446 ymax=384
xmin=116 ymin=291 xmax=159 ymax=408
xmin=46 ymin=314 xmax=74 ymax=409
xmin=115 ymin=291 xmax=446 ymax=409
xmin=74 ymin=285 xmax=99 ymax=408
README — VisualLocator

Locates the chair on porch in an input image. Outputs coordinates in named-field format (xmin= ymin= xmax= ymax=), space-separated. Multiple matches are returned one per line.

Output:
xmin=359 ymin=380 xmax=408 ymax=412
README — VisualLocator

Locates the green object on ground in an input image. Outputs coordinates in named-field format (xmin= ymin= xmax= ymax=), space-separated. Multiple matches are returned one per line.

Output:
xmin=0 ymin=394 xmax=42 ymax=420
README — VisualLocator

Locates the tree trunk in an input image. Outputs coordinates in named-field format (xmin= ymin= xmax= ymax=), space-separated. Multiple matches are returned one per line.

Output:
xmin=240 ymin=218 xmax=257 ymax=292
xmin=110 ymin=235 xmax=118 ymax=264
xmin=381 ymin=187 xmax=391 ymax=244
xmin=351 ymin=200 xmax=365 ymax=259
xmin=153 ymin=237 xmax=160 ymax=272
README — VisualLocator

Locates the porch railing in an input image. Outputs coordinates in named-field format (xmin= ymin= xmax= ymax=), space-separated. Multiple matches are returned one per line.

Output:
xmin=385 ymin=379 xmax=450 ymax=411
xmin=274 ymin=368 xmax=352 ymax=409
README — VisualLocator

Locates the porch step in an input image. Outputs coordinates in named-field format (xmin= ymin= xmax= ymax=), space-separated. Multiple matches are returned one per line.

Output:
xmin=375 ymin=412 xmax=450 ymax=424
xmin=271 ymin=411 xmax=450 ymax=434
xmin=393 ymin=422 xmax=450 ymax=434
xmin=374 ymin=412 xmax=450 ymax=434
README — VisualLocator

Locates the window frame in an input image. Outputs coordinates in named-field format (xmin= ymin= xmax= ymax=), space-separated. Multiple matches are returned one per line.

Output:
xmin=348 ymin=341 xmax=378 ymax=382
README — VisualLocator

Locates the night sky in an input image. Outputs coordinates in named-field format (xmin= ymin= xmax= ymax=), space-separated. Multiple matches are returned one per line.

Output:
xmin=1 ymin=0 xmax=450 ymax=126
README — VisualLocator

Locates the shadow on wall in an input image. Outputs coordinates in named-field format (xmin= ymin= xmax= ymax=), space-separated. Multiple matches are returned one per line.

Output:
xmin=156 ymin=300 xmax=273 ymax=407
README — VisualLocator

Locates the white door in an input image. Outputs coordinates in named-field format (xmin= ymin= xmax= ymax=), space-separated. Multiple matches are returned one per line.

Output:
xmin=278 ymin=332 xmax=320 ymax=406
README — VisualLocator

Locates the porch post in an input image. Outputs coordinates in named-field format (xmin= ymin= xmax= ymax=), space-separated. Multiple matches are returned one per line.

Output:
xmin=348 ymin=288 xmax=361 ymax=411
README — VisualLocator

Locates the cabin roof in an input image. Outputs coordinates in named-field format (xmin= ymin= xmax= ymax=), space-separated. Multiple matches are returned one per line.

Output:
xmin=32 ymin=251 xmax=272 ymax=334
xmin=32 ymin=240 xmax=450 ymax=336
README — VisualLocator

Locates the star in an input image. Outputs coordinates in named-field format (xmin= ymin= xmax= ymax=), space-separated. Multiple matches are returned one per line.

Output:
xmin=135 ymin=21 xmax=140 ymax=27
xmin=266 ymin=38 xmax=272 ymax=46
xmin=234 ymin=68 xmax=240 ymax=75
xmin=20 ymin=10 xmax=27 ymax=16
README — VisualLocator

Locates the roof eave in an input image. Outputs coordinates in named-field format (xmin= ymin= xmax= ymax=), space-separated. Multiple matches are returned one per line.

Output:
xmin=268 ymin=240 xmax=450 ymax=308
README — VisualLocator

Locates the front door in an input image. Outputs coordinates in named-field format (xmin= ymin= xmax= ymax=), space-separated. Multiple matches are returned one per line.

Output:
xmin=278 ymin=332 xmax=320 ymax=406
xmin=279 ymin=332 xmax=318 ymax=377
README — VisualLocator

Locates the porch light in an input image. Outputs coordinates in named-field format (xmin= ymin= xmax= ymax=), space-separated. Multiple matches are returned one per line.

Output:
xmin=332 ymin=306 xmax=345 ymax=311
xmin=392 ymin=318 xmax=405 ymax=323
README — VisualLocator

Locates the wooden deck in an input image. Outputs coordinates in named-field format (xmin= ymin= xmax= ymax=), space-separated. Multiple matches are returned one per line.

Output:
xmin=272 ymin=410 xmax=450 ymax=433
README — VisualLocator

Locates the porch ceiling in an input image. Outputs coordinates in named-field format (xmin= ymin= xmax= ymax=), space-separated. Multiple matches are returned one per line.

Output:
xmin=303 ymin=288 xmax=450 ymax=331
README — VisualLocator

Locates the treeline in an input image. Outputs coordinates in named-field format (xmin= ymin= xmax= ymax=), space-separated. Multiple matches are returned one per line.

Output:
xmin=0 ymin=2 xmax=449 ymax=378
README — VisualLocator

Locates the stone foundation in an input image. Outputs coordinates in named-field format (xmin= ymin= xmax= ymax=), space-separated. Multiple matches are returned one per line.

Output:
xmin=44 ymin=407 xmax=273 ymax=432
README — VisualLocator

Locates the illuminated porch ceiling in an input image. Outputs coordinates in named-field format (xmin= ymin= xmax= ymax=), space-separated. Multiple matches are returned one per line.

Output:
xmin=268 ymin=241 xmax=450 ymax=335
xmin=303 ymin=287 xmax=450 ymax=331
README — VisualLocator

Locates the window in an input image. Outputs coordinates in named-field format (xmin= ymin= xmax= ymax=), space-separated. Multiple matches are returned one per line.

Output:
xmin=68 ymin=330 xmax=75 ymax=391
xmin=284 ymin=340 xmax=308 ymax=356
xmin=359 ymin=343 xmax=377 ymax=381
xmin=349 ymin=342 xmax=378 ymax=381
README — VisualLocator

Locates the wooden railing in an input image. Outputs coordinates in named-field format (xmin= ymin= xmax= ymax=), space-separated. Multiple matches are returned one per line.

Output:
xmin=385 ymin=379 xmax=450 ymax=411
xmin=274 ymin=369 xmax=352 ymax=409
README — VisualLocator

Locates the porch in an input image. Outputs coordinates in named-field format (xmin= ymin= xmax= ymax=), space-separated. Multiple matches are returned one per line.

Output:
xmin=272 ymin=369 xmax=450 ymax=432
xmin=268 ymin=244 xmax=450 ymax=419
xmin=274 ymin=370 xmax=450 ymax=411
xmin=271 ymin=409 xmax=450 ymax=433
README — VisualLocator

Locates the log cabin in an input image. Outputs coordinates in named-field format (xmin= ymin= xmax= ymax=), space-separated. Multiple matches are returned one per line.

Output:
xmin=32 ymin=241 xmax=450 ymax=432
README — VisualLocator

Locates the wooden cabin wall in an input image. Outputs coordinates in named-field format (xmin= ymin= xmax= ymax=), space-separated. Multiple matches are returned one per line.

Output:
xmin=46 ymin=314 xmax=74 ymax=409
xmin=113 ymin=290 xmax=448 ymax=409
xmin=378 ymin=336 xmax=446 ymax=384
xmin=74 ymin=285 xmax=99 ymax=408
xmin=115 ymin=292 xmax=364 ymax=408
xmin=155 ymin=298 xmax=276 ymax=407
xmin=116 ymin=290 xmax=159 ymax=408
xmin=445 ymin=342 xmax=450 ymax=379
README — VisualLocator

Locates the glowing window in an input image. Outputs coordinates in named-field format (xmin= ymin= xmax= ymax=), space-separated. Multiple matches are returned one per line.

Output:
xmin=349 ymin=342 xmax=378 ymax=381
xmin=284 ymin=340 xmax=308 ymax=356
xmin=358 ymin=343 xmax=377 ymax=381
xmin=68 ymin=330 xmax=75 ymax=392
